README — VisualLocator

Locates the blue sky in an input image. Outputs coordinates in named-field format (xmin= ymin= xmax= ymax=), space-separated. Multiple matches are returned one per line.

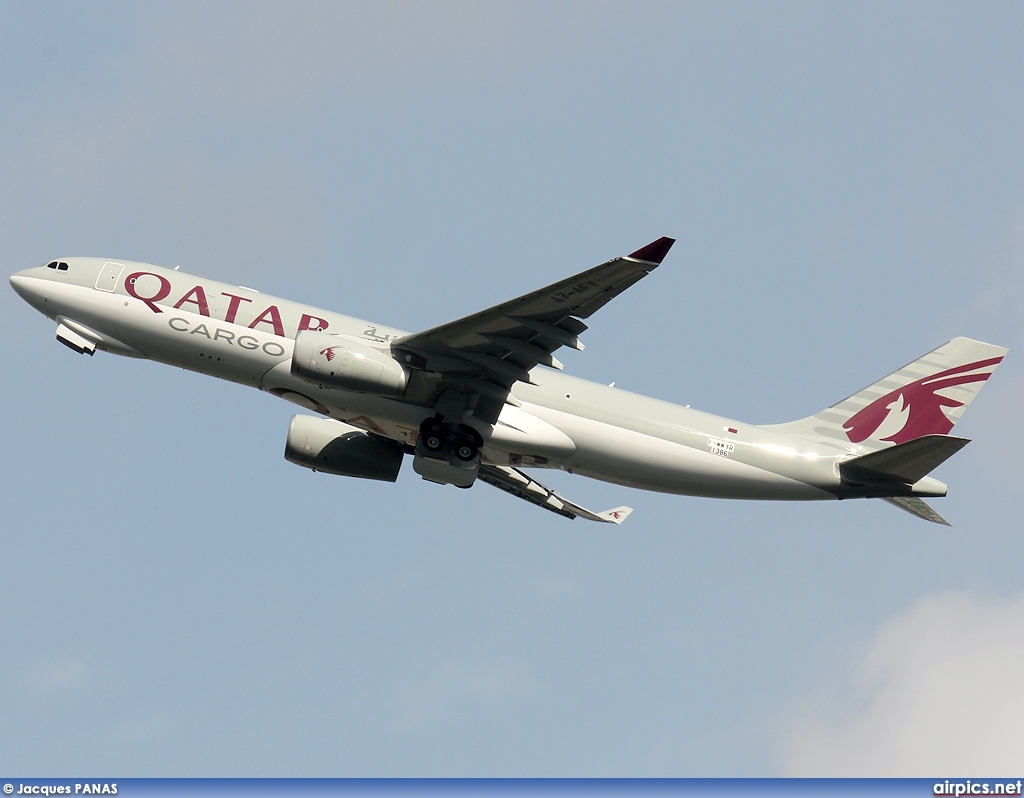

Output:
xmin=2 ymin=1 xmax=1023 ymax=776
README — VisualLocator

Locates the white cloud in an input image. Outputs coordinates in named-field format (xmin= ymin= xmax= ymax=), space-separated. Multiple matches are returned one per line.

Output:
xmin=780 ymin=590 xmax=1024 ymax=775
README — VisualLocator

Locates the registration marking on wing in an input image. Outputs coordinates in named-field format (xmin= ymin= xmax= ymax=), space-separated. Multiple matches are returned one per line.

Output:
xmin=707 ymin=437 xmax=735 ymax=458
xmin=550 ymin=279 xmax=599 ymax=304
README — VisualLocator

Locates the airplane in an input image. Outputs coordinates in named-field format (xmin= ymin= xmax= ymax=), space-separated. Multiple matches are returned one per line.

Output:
xmin=9 ymin=238 xmax=1007 ymax=525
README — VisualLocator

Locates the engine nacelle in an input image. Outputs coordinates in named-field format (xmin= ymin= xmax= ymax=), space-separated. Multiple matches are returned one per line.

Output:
xmin=291 ymin=331 xmax=408 ymax=397
xmin=284 ymin=415 xmax=404 ymax=482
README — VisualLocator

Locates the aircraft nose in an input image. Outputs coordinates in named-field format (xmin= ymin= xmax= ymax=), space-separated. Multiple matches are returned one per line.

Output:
xmin=10 ymin=269 xmax=49 ymax=309
xmin=10 ymin=272 xmax=30 ymax=299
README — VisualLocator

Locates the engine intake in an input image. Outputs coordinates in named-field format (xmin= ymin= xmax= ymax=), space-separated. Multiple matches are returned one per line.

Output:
xmin=291 ymin=331 xmax=408 ymax=397
xmin=284 ymin=415 xmax=404 ymax=482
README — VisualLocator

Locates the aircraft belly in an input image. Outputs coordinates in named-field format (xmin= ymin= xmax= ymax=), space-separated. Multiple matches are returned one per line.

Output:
xmin=528 ymin=405 xmax=833 ymax=500
xmin=486 ymin=404 xmax=577 ymax=462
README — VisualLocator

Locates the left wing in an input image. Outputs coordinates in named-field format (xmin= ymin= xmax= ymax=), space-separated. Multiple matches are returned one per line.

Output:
xmin=478 ymin=464 xmax=633 ymax=524
xmin=392 ymin=237 xmax=674 ymax=423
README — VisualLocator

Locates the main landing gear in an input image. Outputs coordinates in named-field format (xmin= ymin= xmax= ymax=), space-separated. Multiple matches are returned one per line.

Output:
xmin=413 ymin=415 xmax=484 ymax=488
xmin=418 ymin=416 xmax=483 ymax=462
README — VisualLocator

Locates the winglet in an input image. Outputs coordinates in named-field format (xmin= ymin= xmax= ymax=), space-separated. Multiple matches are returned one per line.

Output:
xmin=627 ymin=237 xmax=675 ymax=265
xmin=597 ymin=506 xmax=633 ymax=524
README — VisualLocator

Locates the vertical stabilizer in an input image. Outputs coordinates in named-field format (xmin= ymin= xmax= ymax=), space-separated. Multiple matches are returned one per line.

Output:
xmin=764 ymin=337 xmax=1007 ymax=451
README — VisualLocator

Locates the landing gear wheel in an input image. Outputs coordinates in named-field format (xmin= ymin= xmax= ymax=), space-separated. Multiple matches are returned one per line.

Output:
xmin=420 ymin=419 xmax=448 ymax=453
xmin=453 ymin=436 xmax=479 ymax=462
xmin=454 ymin=424 xmax=483 ymax=462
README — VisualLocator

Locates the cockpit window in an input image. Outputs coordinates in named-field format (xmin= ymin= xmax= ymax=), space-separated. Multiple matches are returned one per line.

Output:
xmin=46 ymin=261 xmax=58 ymax=269
xmin=46 ymin=261 xmax=69 ymax=271
xmin=58 ymin=262 xmax=68 ymax=271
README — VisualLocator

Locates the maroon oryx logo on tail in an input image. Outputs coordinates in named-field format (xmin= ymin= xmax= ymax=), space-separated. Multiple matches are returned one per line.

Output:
xmin=844 ymin=357 xmax=1003 ymax=444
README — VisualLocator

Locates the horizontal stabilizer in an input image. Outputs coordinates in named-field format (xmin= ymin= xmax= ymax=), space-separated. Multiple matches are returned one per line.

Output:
xmin=884 ymin=497 xmax=951 ymax=526
xmin=841 ymin=434 xmax=969 ymax=485
xmin=478 ymin=464 xmax=632 ymax=523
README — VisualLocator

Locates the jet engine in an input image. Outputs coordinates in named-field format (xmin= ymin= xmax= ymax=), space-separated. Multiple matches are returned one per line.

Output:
xmin=291 ymin=331 xmax=408 ymax=397
xmin=284 ymin=414 xmax=404 ymax=482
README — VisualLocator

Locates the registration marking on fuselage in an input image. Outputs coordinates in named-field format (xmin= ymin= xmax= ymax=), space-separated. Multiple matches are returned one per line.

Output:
xmin=707 ymin=437 xmax=735 ymax=458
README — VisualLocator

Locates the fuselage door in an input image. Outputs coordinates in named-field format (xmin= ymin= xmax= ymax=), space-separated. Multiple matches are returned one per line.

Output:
xmin=95 ymin=261 xmax=125 ymax=292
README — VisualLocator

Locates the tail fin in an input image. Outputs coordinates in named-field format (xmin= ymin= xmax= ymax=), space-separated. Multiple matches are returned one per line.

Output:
xmin=765 ymin=337 xmax=1007 ymax=451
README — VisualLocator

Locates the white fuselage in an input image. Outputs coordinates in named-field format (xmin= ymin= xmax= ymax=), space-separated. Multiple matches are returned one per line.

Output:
xmin=9 ymin=257 xmax=947 ymax=503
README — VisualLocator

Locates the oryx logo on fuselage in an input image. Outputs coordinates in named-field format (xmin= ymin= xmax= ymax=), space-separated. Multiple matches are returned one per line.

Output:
xmin=843 ymin=357 xmax=1003 ymax=444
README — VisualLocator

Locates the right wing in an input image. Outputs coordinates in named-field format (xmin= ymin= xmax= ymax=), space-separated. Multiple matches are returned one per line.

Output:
xmin=478 ymin=464 xmax=633 ymax=524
